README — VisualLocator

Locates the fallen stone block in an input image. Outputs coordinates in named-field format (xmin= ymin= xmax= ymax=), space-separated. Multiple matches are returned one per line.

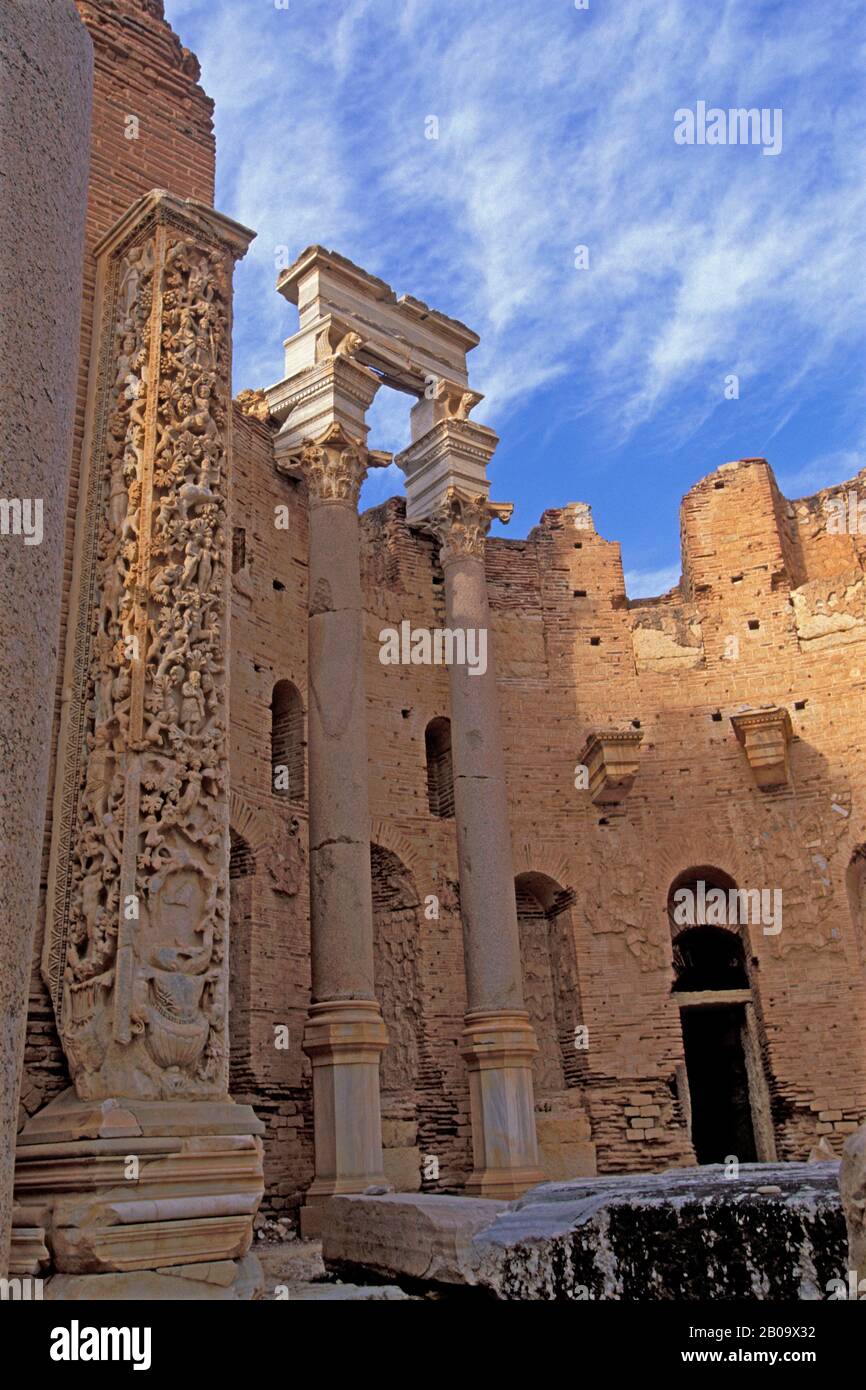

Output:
xmin=323 ymin=1162 xmax=848 ymax=1300
xmin=323 ymin=1192 xmax=506 ymax=1287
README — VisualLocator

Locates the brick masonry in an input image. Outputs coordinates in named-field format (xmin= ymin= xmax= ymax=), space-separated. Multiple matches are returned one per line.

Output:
xmin=20 ymin=0 xmax=866 ymax=1222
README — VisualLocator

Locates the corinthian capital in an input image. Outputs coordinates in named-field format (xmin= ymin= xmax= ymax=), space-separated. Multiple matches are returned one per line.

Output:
xmin=280 ymin=421 xmax=390 ymax=506
xmin=426 ymin=486 xmax=514 ymax=564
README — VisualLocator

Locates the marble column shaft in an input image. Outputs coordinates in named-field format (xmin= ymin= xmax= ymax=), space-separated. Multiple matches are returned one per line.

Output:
xmin=443 ymin=548 xmax=525 ymax=1010
xmin=429 ymin=485 xmax=544 ymax=1198
xmin=291 ymin=422 xmax=388 ymax=1206
xmin=307 ymin=484 xmax=377 ymax=1004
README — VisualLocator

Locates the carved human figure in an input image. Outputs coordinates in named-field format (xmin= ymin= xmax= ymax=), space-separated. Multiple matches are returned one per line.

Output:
xmin=180 ymin=669 xmax=205 ymax=732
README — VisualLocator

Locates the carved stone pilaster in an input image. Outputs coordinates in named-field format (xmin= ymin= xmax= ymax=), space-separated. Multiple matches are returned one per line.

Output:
xmin=18 ymin=190 xmax=265 ymax=1295
xmin=44 ymin=190 xmax=254 ymax=1104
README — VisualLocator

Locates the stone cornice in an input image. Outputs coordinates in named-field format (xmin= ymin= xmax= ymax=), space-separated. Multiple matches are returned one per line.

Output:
xmin=93 ymin=187 xmax=255 ymax=263
xmin=730 ymin=706 xmax=793 ymax=791
xmin=578 ymin=729 xmax=644 ymax=805
xmin=396 ymin=417 xmax=498 ymax=480
xmin=266 ymin=353 xmax=379 ymax=430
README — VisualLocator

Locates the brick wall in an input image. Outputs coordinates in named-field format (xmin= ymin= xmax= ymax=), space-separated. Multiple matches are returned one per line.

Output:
xmin=224 ymin=434 xmax=866 ymax=1204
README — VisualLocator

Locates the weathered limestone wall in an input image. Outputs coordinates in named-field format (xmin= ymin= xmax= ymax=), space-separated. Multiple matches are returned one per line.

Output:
xmin=0 ymin=0 xmax=93 ymax=1275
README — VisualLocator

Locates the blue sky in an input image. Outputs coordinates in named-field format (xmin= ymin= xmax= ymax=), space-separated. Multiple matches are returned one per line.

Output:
xmin=165 ymin=0 xmax=866 ymax=595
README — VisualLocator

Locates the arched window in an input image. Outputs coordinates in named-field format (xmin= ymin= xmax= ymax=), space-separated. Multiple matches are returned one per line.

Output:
xmin=425 ymin=717 xmax=454 ymax=818
xmin=271 ymin=680 xmax=305 ymax=802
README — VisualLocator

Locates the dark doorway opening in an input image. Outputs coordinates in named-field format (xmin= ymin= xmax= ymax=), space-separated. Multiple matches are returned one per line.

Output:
xmin=680 ymin=1004 xmax=757 ymax=1164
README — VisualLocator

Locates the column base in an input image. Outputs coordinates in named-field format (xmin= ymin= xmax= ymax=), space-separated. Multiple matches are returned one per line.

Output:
xmin=13 ymin=1088 xmax=264 ymax=1294
xmin=302 ymin=1000 xmax=389 ymax=1218
xmin=461 ymin=1009 xmax=545 ymax=1200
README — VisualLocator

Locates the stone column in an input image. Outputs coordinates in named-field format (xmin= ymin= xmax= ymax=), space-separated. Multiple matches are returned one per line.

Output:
xmin=398 ymin=413 xmax=543 ymax=1199
xmin=0 ymin=0 xmax=92 ymax=1278
xmin=13 ymin=190 xmax=265 ymax=1297
xmin=269 ymin=351 xmax=389 ymax=1232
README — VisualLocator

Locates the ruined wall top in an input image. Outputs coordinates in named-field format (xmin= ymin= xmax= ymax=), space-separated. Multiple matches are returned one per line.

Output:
xmin=76 ymin=0 xmax=215 ymax=216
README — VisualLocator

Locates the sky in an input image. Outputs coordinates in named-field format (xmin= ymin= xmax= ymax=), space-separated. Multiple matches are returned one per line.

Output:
xmin=164 ymin=0 xmax=866 ymax=596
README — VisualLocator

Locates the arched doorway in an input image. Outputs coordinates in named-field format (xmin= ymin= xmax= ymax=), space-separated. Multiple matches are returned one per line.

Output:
xmin=669 ymin=868 xmax=775 ymax=1164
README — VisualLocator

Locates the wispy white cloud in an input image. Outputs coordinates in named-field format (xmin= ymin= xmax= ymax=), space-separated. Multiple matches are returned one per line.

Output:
xmin=166 ymin=0 xmax=866 ymax=490
xmin=778 ymin=449 xmax=866 ymax=499
xmin=624 ymin=565 xmax=681 ymax=599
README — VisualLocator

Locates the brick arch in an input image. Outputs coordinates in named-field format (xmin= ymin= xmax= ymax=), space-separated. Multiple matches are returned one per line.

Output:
xmin=228 ymin=791 xmax=273 ymax=860
xmin=654 ymin=830 xmax=749 ymax=894
xmin=658 ymin=833 xmax=764 ymax=961
xmin=513 ymin=841 xmax=574 ymax=892
xmin=369 ymin=820 xmax=426 ymax=879
xmin=667 ymin=865 xmax=741 ymax=938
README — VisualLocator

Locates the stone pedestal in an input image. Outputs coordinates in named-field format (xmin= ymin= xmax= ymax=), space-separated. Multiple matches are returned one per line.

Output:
xmin=461 ymin=1011 xmax=544 ymax=1198
xmin=304 ymin=1003 xmax=389 ymax=1204
xmin=15 ymin=1089 xmax=263 ymax=1295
